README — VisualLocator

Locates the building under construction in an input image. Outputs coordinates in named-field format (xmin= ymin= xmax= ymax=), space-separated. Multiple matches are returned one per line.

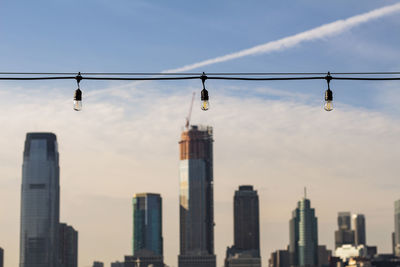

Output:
xmin=178 ymin=125 xmax=216 ymax=267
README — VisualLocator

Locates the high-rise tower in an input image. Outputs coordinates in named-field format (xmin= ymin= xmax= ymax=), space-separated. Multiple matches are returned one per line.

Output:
xmin=225 ymin=185 xmax=261 ymax=267
xmin=289 ymin=192 xmax=318 ymax=267
xmin=59 ymin=223 xmax=78 ymax=267
xmin=233 ymin=185 xmax=260 ymax=253
xmin=335 ymin=212 xmax=355 ymax=248
xmin=352 ymin=214 xmax=366 ymax=246
xmin=178 ymin=125 xmax=216 ymax=267
xmin=20 ymin=133 xmax=60 ymax=267
xmin=130 ymin=193 xmax=164 ymax=267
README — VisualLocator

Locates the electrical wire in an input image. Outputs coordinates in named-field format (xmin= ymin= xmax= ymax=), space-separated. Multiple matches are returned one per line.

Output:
xmin=0 ymin=75 xmax=399 ymax=81
xmin=0 ymin=72 xmax=400 ymax=76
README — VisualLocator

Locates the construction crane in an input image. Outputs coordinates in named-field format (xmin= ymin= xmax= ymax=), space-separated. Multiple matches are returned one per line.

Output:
xmin=185 ymin=92 xmax=195 ymax=129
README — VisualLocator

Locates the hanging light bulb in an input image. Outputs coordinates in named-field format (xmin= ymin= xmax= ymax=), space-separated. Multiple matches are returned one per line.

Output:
xmin=324 ymin=72 xmax=333 ymax=111
xmin=74 ymin=73 xmax=82 ymax=111
xmin=201 ymin=72 xmax=209 ymax=111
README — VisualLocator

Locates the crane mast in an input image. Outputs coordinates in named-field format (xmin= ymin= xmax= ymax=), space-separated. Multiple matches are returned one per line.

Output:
xmin=185 ymin=92 xmax=195 ymax=129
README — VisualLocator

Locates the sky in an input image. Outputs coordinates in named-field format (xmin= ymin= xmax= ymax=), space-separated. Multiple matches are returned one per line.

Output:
xmin=0 ymin=1 xmax=400 ymax=266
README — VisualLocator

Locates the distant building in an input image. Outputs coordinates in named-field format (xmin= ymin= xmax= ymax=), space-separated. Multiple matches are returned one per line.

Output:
xmin=347 ymin=257 xmax=372 ymax=267
xmin=178 ymin=125 xmax=216 ymax=267
xmin=371 ymin=254 xmax=400 ymax=267
xmin=59 ymin=223 xmax=78 ymax=267
xmin=224 ymin=250 xmax=261 ymax=267
xmin=289 ymin=191 xmax=319 ymax=267
xmin=352 ymin=214 xmax=366 ymax=246
xmin=0 ymin=247 xmax=3 ymax=267
xmin=133 ymin=193 xmax=163 ymax=255
xmin=394 ymin=200 xmax=400 ymax=257
xmin=125 ymin=253 xmax=165 ymax=267
xmin=110 ymin=261 xmax=124 ymax=267
xmin=335 ymin=212 xmax=355 ymax=249
xmin=335 ymin=245 xmax=367 ymax=262
xmin=20 ymin=133 xmax=60 ymax=267
xmin=269 ymin=250 xmax=290 ymax=267
xmin=225 ymin=185 xmax=261 ymax=267
xmin=126 ymin=192 xmax=164 ymax=267
xmin=318 ymin=245 xmax=332 ymax=267
xmin=328 ymin=256 xmax=343 ymax=267
xmin=392 ymin=232 xmax=396 ymax=256
xmin=233 ymin=186 xmax=260 ymax=252
xmin=93 ymin=261 xmax=104 ymax=267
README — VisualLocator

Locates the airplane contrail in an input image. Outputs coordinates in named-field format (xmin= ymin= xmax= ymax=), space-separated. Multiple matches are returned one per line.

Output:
xmin=165 ymin=3 xmax=400 ymax=73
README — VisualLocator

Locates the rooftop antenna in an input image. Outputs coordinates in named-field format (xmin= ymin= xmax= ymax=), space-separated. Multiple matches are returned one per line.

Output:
xmin=304 ymin=187 xmax=307 ymax=199
xmin=185 ymin=92 xmax=195 ymax=129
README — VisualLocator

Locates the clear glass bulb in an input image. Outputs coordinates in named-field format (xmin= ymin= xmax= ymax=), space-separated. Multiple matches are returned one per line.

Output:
xmin=73 ymin=100 xmax=82 ymax=111
xmin=201 ymin=100 xmax=209 ymax=111
xmin=324 ymin=100 xmax=333 ymax=111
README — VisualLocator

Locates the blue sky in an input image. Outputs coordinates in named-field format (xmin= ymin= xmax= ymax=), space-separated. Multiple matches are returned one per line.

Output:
xmin=0 ymin=1 xmax=400 ymax=267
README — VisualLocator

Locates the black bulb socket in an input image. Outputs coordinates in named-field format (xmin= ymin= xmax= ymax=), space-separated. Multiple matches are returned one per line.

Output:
xmin=201 ymin=88 xmax=209 ymax=101
xmin=74 ymin=88 xmax=82 ymax=101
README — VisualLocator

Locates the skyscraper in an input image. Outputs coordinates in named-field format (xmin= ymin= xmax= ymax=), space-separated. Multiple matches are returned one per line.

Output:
xmin=132 ymin=193 xmax=163 ymax=267
xmin=178 ymin=125 xmax=216 ymax=267
xmin=225 ymin=185 xmax=261 ymax=267
xmin=394 ymin=200 xmax=400 ymax=256
xmin=234 ymin=185 xmax=260 ymax=253
xmin=20 ymin=133 xmax=60 ymax=267
xmin=59 ymin=223 xmax=78 ymax=267
xmin=289 ymin=192 xmax=318 ymax=267
xmin=334 ymin=212 xmax=355 ymax=248
xmin=0 ymin=247 xmax=3 ymax=267
xmin=92 ymin=262 xmax=104 ymax=267
xmin=352 ymin=214 xmax=366 ymax=246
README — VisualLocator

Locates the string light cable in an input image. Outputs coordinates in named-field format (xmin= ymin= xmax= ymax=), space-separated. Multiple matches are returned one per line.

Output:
xmin=0 ymin=71 xmax=399 ymax=111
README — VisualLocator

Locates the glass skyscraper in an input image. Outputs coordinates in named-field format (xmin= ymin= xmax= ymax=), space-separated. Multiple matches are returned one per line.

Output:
xmin=20 ymin=133 xmax=60 ymax=267
xmin=394 ymin=200 xmax=400 ymax=256
xmin=289 ymin=194 xmax=318 ymax=267
xmin=132 ymin=193 xmax=163 ymax=257
xmin=178 ymin=125 xmax=216 ymax=267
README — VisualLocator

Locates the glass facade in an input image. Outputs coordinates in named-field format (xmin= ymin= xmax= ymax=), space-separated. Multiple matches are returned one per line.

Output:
xmin=20 ymin=133 xmax=60 ymax=267
xmin=289 ymin=197 xmax=318 ymax=267
xmin=132 ymin=193 xmax=163 ymax=257
xmin=178 ymin=125 xmax=215 ymax=267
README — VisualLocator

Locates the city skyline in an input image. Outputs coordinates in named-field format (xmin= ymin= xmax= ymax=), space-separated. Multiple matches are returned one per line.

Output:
xmin=0 ymin=126 xmax=398 ymax=267
xmin=0 ymin=1 xmax=400 ymax=266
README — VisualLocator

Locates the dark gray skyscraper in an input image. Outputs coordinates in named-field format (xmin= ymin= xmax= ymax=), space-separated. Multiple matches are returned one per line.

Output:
xmin=234 ymin=186 xmax=260 ymax=252
xmin=59 ymin=223 xmax=78 ymax=267
xmin=178 ymin=125 xmax=216 ymax=267
xmin=20 ymin=133 xmax=60 ymax=267
xmin=352 ymin=214 xmax=366 ymax=246
xmin=289 ymin=192 xmax=318 ymax=267
xmin=225 ymin=185 xmax=261 ymax=267
xmin=395 ymin=200 xmax=400 ymax=256
xmin=334 ymin=212 xmax=354 ymax=248
xmin=132 ymin=193 xmax=163 ymax=267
